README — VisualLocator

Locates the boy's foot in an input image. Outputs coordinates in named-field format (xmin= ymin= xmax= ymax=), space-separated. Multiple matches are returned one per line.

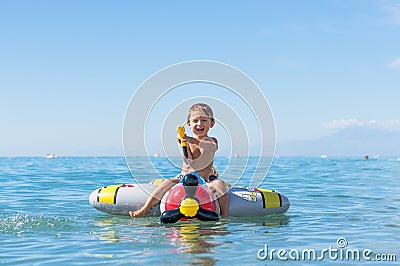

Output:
xmin=129 ymin=208 xmax=148 ymax=218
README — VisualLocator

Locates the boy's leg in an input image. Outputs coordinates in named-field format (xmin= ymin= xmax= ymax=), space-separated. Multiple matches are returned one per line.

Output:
xmin=130 ymin=178 xmax=179 ymax=218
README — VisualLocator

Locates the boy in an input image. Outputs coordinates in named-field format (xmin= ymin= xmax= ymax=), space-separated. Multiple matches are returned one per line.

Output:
xmin=129 ymin=103 xmax=229 ymax=218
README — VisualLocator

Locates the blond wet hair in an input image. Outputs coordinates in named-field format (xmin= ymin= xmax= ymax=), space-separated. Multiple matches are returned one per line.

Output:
xmin=187 ymin=103 xmax=215 ymax=123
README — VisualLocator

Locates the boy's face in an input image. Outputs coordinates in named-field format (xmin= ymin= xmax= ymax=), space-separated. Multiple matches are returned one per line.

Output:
xmin=187 ymin=111 xmax=214 ymax=138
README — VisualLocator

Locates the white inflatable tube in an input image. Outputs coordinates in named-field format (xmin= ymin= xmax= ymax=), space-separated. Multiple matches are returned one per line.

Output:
xmin=89 ymin=182 xmax=290 ymax=217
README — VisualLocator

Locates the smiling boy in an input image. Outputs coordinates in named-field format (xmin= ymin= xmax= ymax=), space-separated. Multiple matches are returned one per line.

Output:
xmin=129 ymin=103 xmax=228 ymax=218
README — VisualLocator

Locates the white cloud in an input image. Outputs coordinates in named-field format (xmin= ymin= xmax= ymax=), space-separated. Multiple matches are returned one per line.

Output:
xmin=322 ymin=119 xmax=363 ymax=129
xmin=380 ymin=119 xmax=400 ymax=128
xmin=322 ymin=118 xmax=400 ymax=130
xmin=386 ymin=58 xmax=400 ymax=68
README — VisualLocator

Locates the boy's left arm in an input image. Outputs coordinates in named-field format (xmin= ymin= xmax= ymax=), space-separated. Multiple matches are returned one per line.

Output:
xmin=198 ymin=137 xmax=218 ymax=153
xmin=185 ymin=137 xmax=217 ymax=172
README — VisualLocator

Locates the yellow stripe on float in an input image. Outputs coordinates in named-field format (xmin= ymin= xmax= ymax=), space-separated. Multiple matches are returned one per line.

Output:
xmin=150 ymin=179 xmax=164 ymax=185
xmin=97 ymin=185 xmax=122 ymax=204
xmin=257 ymin=188 xmax=282 ymax=208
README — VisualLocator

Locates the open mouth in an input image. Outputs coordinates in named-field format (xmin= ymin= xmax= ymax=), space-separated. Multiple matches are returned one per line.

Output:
xmin=196 ymin=128 xmax=204 ymax=133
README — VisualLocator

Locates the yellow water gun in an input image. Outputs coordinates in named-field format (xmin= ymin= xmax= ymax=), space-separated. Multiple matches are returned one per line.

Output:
xmin=176 ymin=125 xmax=188 ymax=158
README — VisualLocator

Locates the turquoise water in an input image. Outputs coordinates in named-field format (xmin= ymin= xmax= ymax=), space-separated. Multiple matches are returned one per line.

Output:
xmin=1 ymin=156 xmax=399 ymax=265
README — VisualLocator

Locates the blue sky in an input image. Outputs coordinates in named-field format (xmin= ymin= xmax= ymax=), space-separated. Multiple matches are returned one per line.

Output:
xmin=1 ymin=0 xmax=399 ymax=156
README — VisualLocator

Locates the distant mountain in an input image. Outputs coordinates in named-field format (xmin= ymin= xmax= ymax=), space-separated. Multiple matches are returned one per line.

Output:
xmin=277 ymin=128 xmax=400 ymax=156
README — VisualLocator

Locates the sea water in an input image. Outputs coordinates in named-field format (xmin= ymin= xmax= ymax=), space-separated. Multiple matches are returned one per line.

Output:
xmin=0 ymin=156 xmax=399 ymax=265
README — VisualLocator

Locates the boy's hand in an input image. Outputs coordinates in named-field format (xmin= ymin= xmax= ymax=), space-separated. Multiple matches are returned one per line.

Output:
xmin=176 ymin=133 xmax=187 ymax=144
